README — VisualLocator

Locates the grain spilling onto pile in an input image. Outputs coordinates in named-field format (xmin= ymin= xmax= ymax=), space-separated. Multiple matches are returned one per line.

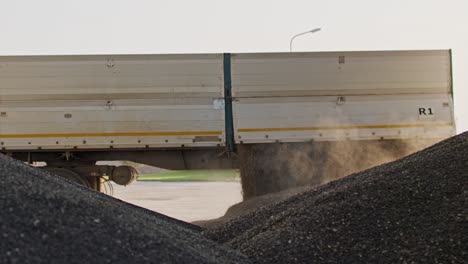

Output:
xmin=204 ymin=133 xmax=468 ymax=263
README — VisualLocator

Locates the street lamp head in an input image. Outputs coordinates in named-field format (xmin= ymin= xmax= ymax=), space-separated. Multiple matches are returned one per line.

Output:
xmin=309 ymin=28 xmax=321 ymax=33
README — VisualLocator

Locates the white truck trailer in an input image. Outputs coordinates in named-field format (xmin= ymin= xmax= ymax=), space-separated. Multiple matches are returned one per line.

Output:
xmin=0 ymin=50 xmax=455 ymax=197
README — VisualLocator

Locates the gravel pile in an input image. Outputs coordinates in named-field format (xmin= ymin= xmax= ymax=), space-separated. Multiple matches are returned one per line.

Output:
xmin=0 ymin=154 xmax=250 ymax=264
xmin=194 ymin=187 xmax=309 ymax=228
xmin=204 ymin=133 xmax=468 ymax=263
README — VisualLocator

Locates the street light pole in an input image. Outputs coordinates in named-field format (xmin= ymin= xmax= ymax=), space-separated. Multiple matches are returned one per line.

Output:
xmin=289 ymin=28 xmax=321 ymax=52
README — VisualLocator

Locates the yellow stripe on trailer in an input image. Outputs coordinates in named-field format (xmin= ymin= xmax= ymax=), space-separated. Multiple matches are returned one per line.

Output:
xmin=0 ymin=131 xmax=222 ymax=138
xmin=237 ymin=123 xmax=453 ymax=133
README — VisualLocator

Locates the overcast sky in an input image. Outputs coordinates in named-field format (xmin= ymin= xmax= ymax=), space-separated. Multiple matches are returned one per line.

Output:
xmin=1 ymin=0 xmax=467 ymax=132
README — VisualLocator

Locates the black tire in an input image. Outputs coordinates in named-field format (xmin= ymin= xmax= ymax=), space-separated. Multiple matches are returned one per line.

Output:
xmin=238 ymin=142 xmax=326 ymax=200
xmin=42 ymin=167 xmax=91 ymax=188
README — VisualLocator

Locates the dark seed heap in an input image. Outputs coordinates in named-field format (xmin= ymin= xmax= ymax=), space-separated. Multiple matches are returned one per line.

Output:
xmin=204 ymin=133 xmax=468 ymax=264
xmin=0 ymin=155 xmax=250 ymax=264
xmin=194 ymin=187 xmax=309 ymax=228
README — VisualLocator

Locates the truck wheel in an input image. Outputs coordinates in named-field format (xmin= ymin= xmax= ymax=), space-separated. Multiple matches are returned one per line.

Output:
xmin=238 ymin=143 xmax=325 ymax=200
xmin=42 ymin=167 xmax=91 ymax=188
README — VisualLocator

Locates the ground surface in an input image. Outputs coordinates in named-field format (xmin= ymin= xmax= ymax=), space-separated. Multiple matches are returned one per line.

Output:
xmin=138 ymin=170 xmax=239 ymax=182
xmin=111 ymin=181 xmax=243 ymax=222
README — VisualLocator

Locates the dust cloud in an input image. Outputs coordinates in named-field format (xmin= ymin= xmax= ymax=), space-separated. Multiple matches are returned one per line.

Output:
xmin=239 ymin=138 xmax=438 ymax=199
